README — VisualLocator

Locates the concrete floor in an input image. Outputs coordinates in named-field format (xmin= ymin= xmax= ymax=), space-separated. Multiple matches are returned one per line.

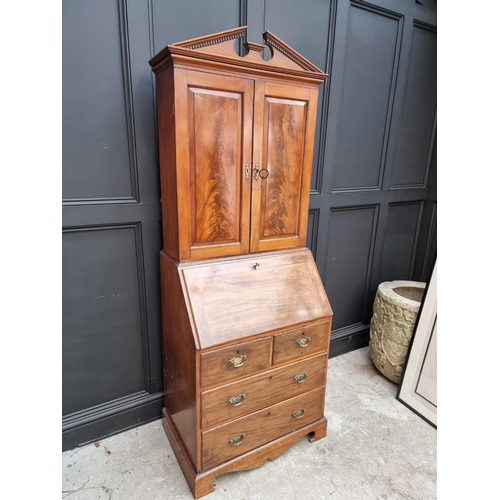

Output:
xmin=62 ymin=347 xmax=437 ymax=499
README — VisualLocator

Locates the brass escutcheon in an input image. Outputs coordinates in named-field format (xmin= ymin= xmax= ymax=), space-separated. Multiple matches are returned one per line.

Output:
xmin=229 ymin=354 xmax=247 ymax=368
xmin=229 ymin=433 xmax=245 ymax=446
xmin=254 ymin=163 xmax=261 ymax=181
xmin=292 ymin=408 xmax=306 ymax=419
xmin=293 ymin=372 xmax=308 ymax=384
xmin=228 ymin=394 xmax=246 ymax=406
xmin=245 ymin=162 xmax=250 ymax=180
xmin=296 ymin=337 xmax=311 ymax=348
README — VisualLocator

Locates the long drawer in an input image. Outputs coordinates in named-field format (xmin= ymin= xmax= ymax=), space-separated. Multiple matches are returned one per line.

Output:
xmin=201 ymin=386 xmax=325 ymax=469
xmin=201 ymin=353 xmax=327 ymax=429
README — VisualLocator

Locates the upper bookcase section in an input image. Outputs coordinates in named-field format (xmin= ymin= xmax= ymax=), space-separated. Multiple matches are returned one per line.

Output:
xmin=148 ymin=26 xmax=328 ymax=85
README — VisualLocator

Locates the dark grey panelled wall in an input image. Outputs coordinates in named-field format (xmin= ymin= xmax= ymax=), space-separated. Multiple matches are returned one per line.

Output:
xmin=312 ymin=0 xmax=437 ymax=354
xmin=62 ymin=0 xmax=437 ymax=450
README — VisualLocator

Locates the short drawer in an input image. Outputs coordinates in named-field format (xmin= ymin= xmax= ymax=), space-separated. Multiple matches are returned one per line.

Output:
xmin=201 ymin=386 xmax=325 ymax=469
xmin=200 ymin=337 xmax=271 ymax=388
xmin=201 ymin=353 xmax=327 ymax=429
xmin=273 ymin=321 xmax=330 ymax=364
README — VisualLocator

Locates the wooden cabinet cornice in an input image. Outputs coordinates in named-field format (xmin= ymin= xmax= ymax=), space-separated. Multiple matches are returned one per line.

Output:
xmin=149 ymin=27 xmax=327 ymax=263
xmin=150 ymin=27 xmax=332 ymax=498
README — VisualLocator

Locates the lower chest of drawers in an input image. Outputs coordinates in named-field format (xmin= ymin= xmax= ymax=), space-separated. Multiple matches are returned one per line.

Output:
xmin=195 ymin=320 xmax=331 ymax=471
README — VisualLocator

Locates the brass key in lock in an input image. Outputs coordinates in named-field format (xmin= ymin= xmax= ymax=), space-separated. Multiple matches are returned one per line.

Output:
xmin=254 ymin=163 xmax=269 ymax=180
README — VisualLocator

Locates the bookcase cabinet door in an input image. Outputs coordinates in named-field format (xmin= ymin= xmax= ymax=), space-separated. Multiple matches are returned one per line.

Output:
xmin=175 ymin=70 xmax=254 ymax=261
xmin=250 ymin=81 xmax=318 ymax=253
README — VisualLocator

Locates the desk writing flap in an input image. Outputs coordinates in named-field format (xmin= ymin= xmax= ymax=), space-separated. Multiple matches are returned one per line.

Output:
xmin=179 ymin=248 xmax=332 ymax=349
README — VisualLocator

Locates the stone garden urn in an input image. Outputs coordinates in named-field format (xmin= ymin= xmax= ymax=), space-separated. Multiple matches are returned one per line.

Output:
xmin=369 ymin=280 xmax=426 ymax=384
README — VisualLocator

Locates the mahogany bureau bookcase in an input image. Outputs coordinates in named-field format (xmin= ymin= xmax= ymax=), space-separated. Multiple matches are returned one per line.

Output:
xmin=149 ymin=27 xmax=333 ymax=498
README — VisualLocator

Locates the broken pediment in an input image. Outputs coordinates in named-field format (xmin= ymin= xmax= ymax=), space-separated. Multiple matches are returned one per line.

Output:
xmin=149 ymin=26 xmax=328 ymax=82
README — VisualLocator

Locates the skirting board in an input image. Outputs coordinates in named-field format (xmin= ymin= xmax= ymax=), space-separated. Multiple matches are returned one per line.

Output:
xmin=329 ymin=327 xmax=369 ymax=358
xmin=62 ymin=393 xmax=163 ymax=452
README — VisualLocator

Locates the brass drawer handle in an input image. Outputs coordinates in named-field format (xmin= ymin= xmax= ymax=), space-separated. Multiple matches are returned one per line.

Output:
xmin=229 ymin=354 xmax=247 ymax=368
xmin=228 ymin=394 xmax=246 ymax=406
xmin=292 ymin=408 xmax=306 ymax=419
xmin=229 ymin=433 xmax=245 ymax=446
xmin=293 ymin=372 xmax=308 ymax=384
xmin=296 ymin=337 xmax=311 ymax=348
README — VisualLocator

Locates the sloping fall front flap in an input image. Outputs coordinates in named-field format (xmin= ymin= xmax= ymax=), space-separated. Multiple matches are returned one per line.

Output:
xmin=178 ymin=248 xmax=333 ymax=349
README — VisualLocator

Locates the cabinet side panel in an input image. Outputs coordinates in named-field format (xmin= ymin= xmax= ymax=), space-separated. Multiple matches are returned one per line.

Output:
xmin=156 ymin=67 xmax=179 ymax=259
xmin=160 ymin=252 xmax=197 ymax=466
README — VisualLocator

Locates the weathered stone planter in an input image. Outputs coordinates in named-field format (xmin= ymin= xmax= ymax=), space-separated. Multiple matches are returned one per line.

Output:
xmin=369 ymin=280 xmax=426 ymax=384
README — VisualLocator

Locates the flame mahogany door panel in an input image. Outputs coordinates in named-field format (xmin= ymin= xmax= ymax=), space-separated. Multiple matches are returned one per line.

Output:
xmin=175 ymin=70 xmax=254 ymax=261
xmin=250 ymin=81 xmax=319 ymax=253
